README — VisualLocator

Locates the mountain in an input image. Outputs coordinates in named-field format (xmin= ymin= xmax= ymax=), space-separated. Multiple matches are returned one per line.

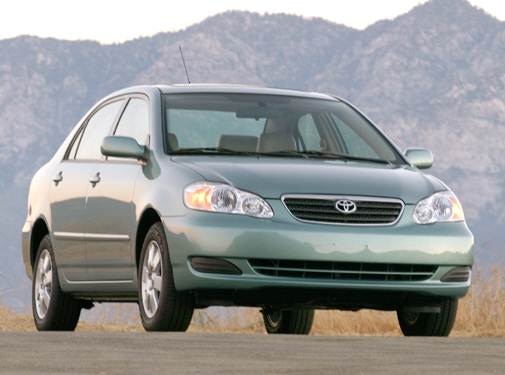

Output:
xmin=1 ymin=0 xmax=504 ymax=308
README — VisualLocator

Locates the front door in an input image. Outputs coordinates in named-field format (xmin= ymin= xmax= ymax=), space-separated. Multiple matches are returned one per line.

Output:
xmin=83 ymin=162 xmax=140 ymax=281
xmin=83 ymin=96 xmax=150 ymax=281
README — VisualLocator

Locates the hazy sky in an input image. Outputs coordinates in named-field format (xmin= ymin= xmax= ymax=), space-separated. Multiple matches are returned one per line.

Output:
xmin=1 ymin=0 xmax=503 ymax=44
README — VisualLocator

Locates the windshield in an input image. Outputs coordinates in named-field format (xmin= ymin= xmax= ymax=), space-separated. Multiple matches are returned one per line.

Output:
xmin=164 ymin=93 xmax=404 ymax=164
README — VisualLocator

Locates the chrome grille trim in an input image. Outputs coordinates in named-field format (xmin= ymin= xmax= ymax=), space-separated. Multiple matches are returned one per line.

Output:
xmin=281 ymin=194 xmax=405 ymax=226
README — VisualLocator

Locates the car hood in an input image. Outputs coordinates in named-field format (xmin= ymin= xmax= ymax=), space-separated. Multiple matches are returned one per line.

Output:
xmin=173 ymin=156 xmax=446 ymax=204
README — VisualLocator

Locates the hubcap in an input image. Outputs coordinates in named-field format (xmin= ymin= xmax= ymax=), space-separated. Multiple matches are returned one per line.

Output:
xmin=141 ymin=241 xmax=163 ymax=318
xmin=34 ymin=249 xmax=53 ymax=319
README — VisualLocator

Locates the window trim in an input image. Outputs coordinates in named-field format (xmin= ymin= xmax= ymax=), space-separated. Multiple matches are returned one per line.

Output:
xmin=63 ymin=97 xmax=126 ymax=161
xmin=63 ymin=92 xmax=150 ymax=162
xmin=66 ymin=126 xmax=85 ymax=160
xmin=112 ymin=95 xmax=151 ymax=147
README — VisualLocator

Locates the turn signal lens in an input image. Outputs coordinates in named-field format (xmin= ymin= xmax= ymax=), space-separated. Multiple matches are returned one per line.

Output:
xmin=413 ymin=191 xmax=465 ymax=224
xmin=184 ymin=184 xmax=213 ymax=211
xmin=184 ymin=182 xmax=273 ymax=218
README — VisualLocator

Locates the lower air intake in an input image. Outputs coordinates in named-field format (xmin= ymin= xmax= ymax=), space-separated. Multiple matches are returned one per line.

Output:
xmin=249 ymin=259 xmax=437 ymax=282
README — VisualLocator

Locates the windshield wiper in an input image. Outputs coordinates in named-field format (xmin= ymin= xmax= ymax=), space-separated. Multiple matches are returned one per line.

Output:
xmin=172 ymin=148 xmax=392 ymax=164
xmin=256 ymin=150 xmax=309 ymax=159
xmin=297 ymin=151 xmax=392 ymax=164
xmin=171 ymin=147 xmax=257 ymax=156
xmin=172 ymin=148 xmax=309 ymax=158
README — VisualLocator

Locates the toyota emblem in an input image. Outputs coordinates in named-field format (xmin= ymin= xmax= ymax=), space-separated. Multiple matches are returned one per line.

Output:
xmin=335 ymin=199 xmax=357 ymax=214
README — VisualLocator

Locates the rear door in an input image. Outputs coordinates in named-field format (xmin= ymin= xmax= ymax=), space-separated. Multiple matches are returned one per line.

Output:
xmin=49 ymin=151 xmax=92 ymax=282
xmin=84 ymin=96 xmax=150 ymax=281
xmin=50 ymin=99 xmax=125 ymax=282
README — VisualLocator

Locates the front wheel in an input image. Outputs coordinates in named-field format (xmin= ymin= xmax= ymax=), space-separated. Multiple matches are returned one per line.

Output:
xmin=138 ymin=222 xmax=194 ymax=331
xmin=32 ymin=235 xmax=82 ymax=331
xmin=397 ymin=299 xmax=458 ymax=336
xmin=262 ymin=308 xmax=314 ymax=334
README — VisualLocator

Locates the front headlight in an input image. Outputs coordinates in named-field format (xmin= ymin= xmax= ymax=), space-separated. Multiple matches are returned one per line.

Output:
xmin=413 ymin=191 xmax=465 ymax=224
xmin=184 ymin=182 xmax=274 ymax=218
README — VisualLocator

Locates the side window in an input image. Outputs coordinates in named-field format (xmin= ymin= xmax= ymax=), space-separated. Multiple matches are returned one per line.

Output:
xmin=334 ymin=119 xmax=380 ymax=159
xmin=75 ymin=100 xmax=124 ymax=160
xmin=114 ymin=98 xmax=149 ymax=145
xmin=298 ymin=114 xmax=323 ymax=151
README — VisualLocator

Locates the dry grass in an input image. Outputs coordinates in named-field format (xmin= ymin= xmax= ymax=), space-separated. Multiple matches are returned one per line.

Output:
xmin=2 ymin=270 xmax=504 ymax=336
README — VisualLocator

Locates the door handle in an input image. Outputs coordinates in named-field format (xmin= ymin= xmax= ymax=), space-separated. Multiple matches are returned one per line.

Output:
xmin=89 ymin=172 xmax=101 ymax=186
xmin=52 ymin=171 xmax=63 ymax=185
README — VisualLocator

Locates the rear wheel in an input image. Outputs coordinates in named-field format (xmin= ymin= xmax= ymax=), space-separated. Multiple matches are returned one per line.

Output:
xmin=138 ymin=222 xmax=194 ymax=331
xmin=263 ymin=308 xmax=314 ymax=334
xmin=397 ymin=299 xmax=458 ymax=336
xmin=32 ymin=235 xmax=81 ymax=331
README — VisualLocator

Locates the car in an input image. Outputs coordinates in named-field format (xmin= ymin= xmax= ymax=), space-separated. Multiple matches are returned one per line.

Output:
xmin=22 ymin=84 xmax=473 ymax=335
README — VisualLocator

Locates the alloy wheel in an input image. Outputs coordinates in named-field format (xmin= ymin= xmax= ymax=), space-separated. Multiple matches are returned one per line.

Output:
xmin=34 ymin=249 xmax=53 ymax=319
xmin=141 ymin=240 xmax=163 ymax=318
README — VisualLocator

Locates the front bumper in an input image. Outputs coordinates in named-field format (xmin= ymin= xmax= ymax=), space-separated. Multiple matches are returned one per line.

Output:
xmin=162 ymin=201 xmax=474 ymax=299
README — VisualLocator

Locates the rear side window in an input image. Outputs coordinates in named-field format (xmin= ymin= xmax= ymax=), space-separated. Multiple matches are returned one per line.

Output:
xmin=75 ymin=100 xmax=124 ymax=160
xmin=114 ymin=98 xmax=149 ymax=145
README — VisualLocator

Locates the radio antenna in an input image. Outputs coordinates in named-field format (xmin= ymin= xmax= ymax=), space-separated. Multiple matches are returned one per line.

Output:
xmin=178 ymin=45 xmax=191 ymax=84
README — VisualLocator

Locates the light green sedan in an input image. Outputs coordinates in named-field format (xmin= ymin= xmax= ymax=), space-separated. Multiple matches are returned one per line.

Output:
xmin=22 ymin=84 xmax=473 ymax=336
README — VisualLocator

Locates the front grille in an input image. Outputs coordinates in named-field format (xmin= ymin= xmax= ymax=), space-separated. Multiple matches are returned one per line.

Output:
xmin=249 ymin=259 xmax=436 ymax=282
xmin=283 ymin=196 xmax=404 ymax=225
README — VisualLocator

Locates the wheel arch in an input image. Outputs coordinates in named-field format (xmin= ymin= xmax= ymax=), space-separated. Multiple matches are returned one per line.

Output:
xmin=135 ymin=207 xmax=163 ymax=268
xmin=30 ymin=216 xmax=50 ymax=270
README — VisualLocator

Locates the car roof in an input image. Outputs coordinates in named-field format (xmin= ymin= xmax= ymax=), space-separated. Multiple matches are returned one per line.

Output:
xmin=158 ymin=84 xmax=336 ymax=100
xmin=106 ymin=84 xmax=338 ymax=101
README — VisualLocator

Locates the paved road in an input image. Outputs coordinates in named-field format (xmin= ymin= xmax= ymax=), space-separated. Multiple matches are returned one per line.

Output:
xmin=0 ymin=333 xmax=503 ymax=374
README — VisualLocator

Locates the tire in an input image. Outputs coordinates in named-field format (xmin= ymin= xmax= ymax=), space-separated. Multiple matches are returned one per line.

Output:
xmin=138 ymin=222 xmax=194 ymax=331
xmin=397 ymin=299 xmax=458 ymax=336
xmin=32 ymin=235 xmax=81 ymax=331
xmin=263 ymin=308 xmax=315 ymax=334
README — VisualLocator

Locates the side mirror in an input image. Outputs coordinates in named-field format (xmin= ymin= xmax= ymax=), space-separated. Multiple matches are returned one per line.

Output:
xmin=101 ymin=136 xmax=147 ymax=160
xmin=405 ymin=147 xmax=433 ymax=169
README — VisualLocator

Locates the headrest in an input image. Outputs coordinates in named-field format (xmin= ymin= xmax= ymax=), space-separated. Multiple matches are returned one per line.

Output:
xmin=257 ymin=132 xmax=296 ymax=153
xmin=218 ymin=135 xmax=258 ymax=153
